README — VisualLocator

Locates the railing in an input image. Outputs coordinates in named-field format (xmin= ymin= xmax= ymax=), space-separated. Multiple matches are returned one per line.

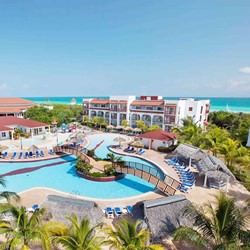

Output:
xmin=53 ymin=145 xmax=90 ymax=164
xmin=114 ymin=163 xmax=177 ymax=196
xmin=53 ymin=145 xmax=181 ymax=196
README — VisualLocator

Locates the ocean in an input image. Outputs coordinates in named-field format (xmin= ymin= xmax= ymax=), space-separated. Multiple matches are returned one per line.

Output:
xmin=24 ymin=96 xmax=250 ymax=113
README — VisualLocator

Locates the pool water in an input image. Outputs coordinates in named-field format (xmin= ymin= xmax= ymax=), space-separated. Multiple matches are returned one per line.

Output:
xmin=86 ymin=133 xmax=164 ymax=179
xmin=0 ymin=156 xmax=156 ymax=199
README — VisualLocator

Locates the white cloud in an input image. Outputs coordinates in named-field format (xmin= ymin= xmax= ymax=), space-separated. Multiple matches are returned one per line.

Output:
xmin=239 ymin=67 xmax=250 ymax=74
xmin=0 ymin=83 xmax=8 ymax=91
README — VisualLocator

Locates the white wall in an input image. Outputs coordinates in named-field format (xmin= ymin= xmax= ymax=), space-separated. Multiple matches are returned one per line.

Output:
xmin=247 ymin=129 xmax=250 ymax=147
xmin=0 ymin=130 xmax=11 ymax=140
xmin=139 ymin=138 xmax=175 ymax=150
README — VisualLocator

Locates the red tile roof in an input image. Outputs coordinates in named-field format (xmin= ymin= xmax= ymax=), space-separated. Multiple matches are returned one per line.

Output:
xmin=0 ymin=125 xmax=13 ymax=131
xmin=90 ymin=99 xmax=109 ymax=104
xmin=0 ymin=117 xmax=49 ymax=130
xmin=0 ymin=106 xmax=34 ymax=113
xmin=0 ymin=98 xmax=34 ymax=105
xmin=138 ymin=130 xmax=178 ymax=142
xmin=131 ymin=100 xmax=165 ymax=106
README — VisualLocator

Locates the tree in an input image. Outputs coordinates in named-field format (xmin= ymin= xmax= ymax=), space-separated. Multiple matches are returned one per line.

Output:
xmin=172 ymin=118 xmax=202 ymax=147
xmin=122 ymin=120 xmax=129 ymax=127
xmin=53 ymin=214 xmax=104 ymax=250
xmin=0 ymin=204 xmax=66 ymax=250
xmin=0 ymin=177 xmax=19 ymax=203
xmin=107 ymin=153 xmax=116 ymax=166
xmin=148 ymin=125 xmax=162 ymax=132
xmin=104 ymin=219 xmax=165 ymax=250
xmin=201 ymin=126 xmax=229 ymax=156
xmin=219 ymin=138 xmax=241 ymax=166
xmin=136 ymin=121 xmax=148 ymax=132
xmin=173 ymin=192 xmax=250 ymax=249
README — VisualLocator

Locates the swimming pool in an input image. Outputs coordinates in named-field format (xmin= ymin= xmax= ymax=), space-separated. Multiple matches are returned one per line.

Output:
xmin=0 ymin=156 xmax=156 ymax=199
xmin=86 ymin=133 xmax=164 ymax=179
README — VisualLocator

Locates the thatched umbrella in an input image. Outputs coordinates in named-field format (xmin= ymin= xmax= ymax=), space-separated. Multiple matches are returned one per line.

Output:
xmin=125 ymin=126 xmax=133 ymax=131
xmin=116 ymin=126 xmax=124 ymax=130
xmin=130 ymin=140 xmax=144 ymax=151
xmin=28 ymin=145 xmax=39 ymax=153
xmin=0 ymin=145 xmax=8 ymax=151
xmin=107 ymin=125 xmax=114 ymax=130
xmin=113 ymin=136 xmax=126 ymax=146
xmin=133 ymin=128 xmax=142 ymax=133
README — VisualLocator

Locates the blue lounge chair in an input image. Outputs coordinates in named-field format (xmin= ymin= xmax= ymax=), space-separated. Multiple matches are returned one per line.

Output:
xmin=124 ymin=146 xmax=130 ymax=152
xmin=24 ymin=152 xmax=29 ymax=159
xmin=126 ymin=206 xmax=133 ymax=217
xmin=40 ymin=150 xmax=45 ymax=157
xmin=11 ymin=152 xmax=17 ymax=159
xmin=138 ymin=150 xmax=145 ymax=155
xmin=18 ymin=152 xmax=23 ymax=159
xmin=136 ymin=148 xmax=143 ymax=154
xmin=127 ymin=147 xmax=135 ymax=153
xmin=35 ymin=151 xmax=40 ymax=157
xmin=32 ymin=204 xmax=39 ymax=211
xmin=105 ymin=207 xmax=113 ymax=218
xmin=29 ymin=151 xmax=33 ymax=158
xmin=49 ymin=149 xmax=55 ymax=155
xmin=114 ymin=207 xmax=122 ymax=217
xmin=2 ymin=152 xmax=8 ymax=159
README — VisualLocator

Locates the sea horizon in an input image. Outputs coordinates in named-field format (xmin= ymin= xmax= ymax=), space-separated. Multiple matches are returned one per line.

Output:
xmin=23 ymin=96 xmax=250 ymax=113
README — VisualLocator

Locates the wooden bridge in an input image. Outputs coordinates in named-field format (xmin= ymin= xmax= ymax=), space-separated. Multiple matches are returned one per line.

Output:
xmin=53 ymin=145 xmax=181 ymax=196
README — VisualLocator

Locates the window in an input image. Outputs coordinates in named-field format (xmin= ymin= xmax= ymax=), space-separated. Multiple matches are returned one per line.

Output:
xmin=39 ymin=128 xmax=43 ymax=132
xmin=1 ymin=132 xmax=6 ymax=138
xmin=200 ymin=106 xmax=203 ymax=114
xmin=188 ymin=107 xmax=193 ymax=111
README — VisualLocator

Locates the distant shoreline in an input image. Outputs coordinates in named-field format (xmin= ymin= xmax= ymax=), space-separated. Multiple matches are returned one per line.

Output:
xmin=24 ymin=96 xmax=250 ymax=114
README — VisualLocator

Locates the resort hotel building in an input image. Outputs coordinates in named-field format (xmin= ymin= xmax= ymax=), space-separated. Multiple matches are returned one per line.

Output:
xmin=0 ymin=98 xmax=35 ymax=118
xmin=83 ymin=96 xmax=210 ymax=131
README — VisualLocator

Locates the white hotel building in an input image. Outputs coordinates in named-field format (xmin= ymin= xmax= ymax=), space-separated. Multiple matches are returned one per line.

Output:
xmin=83 ymin=96 xmax=210 ymax=131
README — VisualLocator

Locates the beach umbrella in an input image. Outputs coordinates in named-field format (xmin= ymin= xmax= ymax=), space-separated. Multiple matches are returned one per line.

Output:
xmin=130 ymin=140 xmax=144 ymax=149
xmin=0 ymin=145 xmax=8 ymax=152
xmin=113 ymin=136 xmax=126 ymax=145
xmin=61 ymin=123 xmax=66 ymax=127
xmin=115 ymin=126 xmax=124 ymax=130
xmin=107 ymin=125 xmax=114 ymax=130
xmin=28 ymin=145 xmax=39 ymax=153
xmin=125 ymin=126 xmax=133 ymax=131
xmin=133 ymin=128 xmax=142 ymax=133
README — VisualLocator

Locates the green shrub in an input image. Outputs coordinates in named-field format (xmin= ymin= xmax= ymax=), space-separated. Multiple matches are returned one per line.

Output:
xmin=75 ymin=157 xmax=93 ymax=174
xmin=87 ymin=149 xmax=95 ymax=158
xmin=90 ymin=172 xmax=108 ymax=177
xmin=104 ymin=164 xmax=116 ymax=176
xmin=157 ymin=145 xmax=177 ymax=153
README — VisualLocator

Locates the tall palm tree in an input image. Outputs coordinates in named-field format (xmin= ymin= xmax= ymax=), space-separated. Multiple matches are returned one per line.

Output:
xmin=53 ymin=214 xmax=104 ymax=250
xmin=173 ymin=192 xmax=250 ymax=249
xmin=0 ymin=177 xmax=19 ymax=203
xmin=201 ymin=126 xmax=229 ymax=156
xmin=219 ymin=138 xmax=241 ymax=166
xmin=104 ymin=219 xmax=164 ymax=250
xmin=0 ymin=203 xmax=65 ymax=250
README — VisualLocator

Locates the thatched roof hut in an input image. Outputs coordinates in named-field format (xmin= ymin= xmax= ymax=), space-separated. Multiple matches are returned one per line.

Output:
xmin=41 ymin=195 xmax=103 ymax=226
xmin=174 ymin=143 xmax=204 ymax=160
xmin=138 ymin=195 xmax=192 ymax=241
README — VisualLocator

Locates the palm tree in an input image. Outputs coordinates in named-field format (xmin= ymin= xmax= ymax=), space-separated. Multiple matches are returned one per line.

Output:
xmin=104 ymin=219 xmax=164 ymax=250
xmin=219 ymin=138 xmax=241 ymax=166
xmin=201 ymin=126 xmax=229 ymax=156
xmin=107 ymin=153 xmax=116 ymax=166
xmin=173 ymin=192 xmax=250 ymax=249
xmin=0 ymin=203 xmax=65 ymax=250
xmin=0 ymin=177 xmax=19 ymax=203
xmin=53 ymin=214 xmax=104 ymax=250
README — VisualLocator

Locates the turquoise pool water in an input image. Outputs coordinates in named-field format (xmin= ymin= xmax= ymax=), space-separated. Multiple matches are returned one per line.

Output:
xmin=0 ymin=156 xmax=156 ymax=199
xmin=86 ymin=133 xmax=164 ymax=179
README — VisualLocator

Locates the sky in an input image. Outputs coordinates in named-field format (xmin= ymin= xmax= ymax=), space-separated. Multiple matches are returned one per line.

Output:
xmin=0 ymin=0 xmax=250 ymax=97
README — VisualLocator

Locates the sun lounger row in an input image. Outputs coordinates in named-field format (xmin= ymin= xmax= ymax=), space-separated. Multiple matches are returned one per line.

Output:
xmin=104 ymin=206 xmax=133 ymax=218
xmin=124 ymin=146 xmax=145 ymax=155
xmin=1 ymin=149 xmax=56 ymax=160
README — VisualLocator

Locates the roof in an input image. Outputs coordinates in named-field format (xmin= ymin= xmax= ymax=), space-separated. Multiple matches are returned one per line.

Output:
xmin=90 ymin=98 xmax=109 ymax=104
xmin=0 ymin=106 xmax=34 ymax=114
xmin=0 ymin=125 xmax=12 ymax=131
xmin=140 ymin=195 xmax=192 ymax=238
xmin=0 ymin=117 xmax=49 ymax=129
xmin=131 ymin=100 xmax=165 ymax=106
xmin=0 ymin=98 xmax=34 ymax=105
xmin=174 ymin=143 xmax=204 ymax=160
xmin=138 ymin=130 xmax=178 ymax=142
xmin=41 ymin=195 xmax=103 ymax=226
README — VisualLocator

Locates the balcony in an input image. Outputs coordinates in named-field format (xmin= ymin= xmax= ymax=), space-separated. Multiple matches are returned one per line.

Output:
xmin=130 ymin=106 xmax=164 ymax=112
xmin=89 ymin=104 xmax=109 ymax=109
